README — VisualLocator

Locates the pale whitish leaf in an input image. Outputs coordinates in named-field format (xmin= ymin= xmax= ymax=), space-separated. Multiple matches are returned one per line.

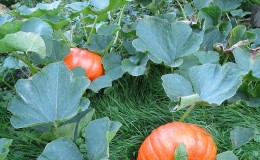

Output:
xmin=85 ymin=117 xmax=121 ymax=160
xmin=37 ymin=138 xmax=83 ymax=160
xmin=21 ymin=18 xmax=53 ymax=57
xmin=233 ymin=47 xmax=260 ymax=78
xmin=217 ymin=151 xmax=238 ymax=160
xmin=8 ymin=62 xmax=90 ymax=128
xmin=230 ymin=126 xmax=255 ymax=149
xmin=174 ymin=143 xmax=188 ymax=160
xmin=133 ymin=17 xmax=203 ymax=67
xmin=122 ymin=53 xmax=149 ymax=76
xmin=0 ymin=31 xmax=46 ymax=58
xmin=0 ymin=138 xmax=12 ymax=160
xmin=172 ymin=94 xmax=200 ymax=111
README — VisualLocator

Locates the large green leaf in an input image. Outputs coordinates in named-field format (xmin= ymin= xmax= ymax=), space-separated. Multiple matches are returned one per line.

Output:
xmin=233 ymin=47 xmax=260 ymax=78
xmin=37 ymin=138 xmax=83 ymax=160
xmin=133 ymin=17 xmax=203 ymax=67
xmin=193 ymin=51 xmax=219 ymax=64
xmin=21 ymin=18 xmax=53 ymax=57
xmin=87 ymin=34 xmax=113 ymax=54
xmin=10 ymin=1 xmax=62 ymax=18
xmin=214 ymin=0 xmax=244 ymax=11
xmin=85 ymin=117 xmax=121 ymax=160
xmin=8 ymin=62 xmax=90 ymax=128
xmin=0 ymin=31 xmax=46 ymax=58
xmin=0 ymin=14 xmax=13 ymax=25
xmin=217 ymin=151 xmax=238 ymax=160
xmin=162 ymin=64 xmax=243 ymax=110
xmin=230 ymin=126 xmax=255 ymax=149
xmin=0 ymin=138 xmax=12 ymax=160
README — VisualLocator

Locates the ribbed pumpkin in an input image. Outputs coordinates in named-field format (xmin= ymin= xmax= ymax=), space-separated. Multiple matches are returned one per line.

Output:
xmin=137 ymin=122 xmax=217 ymax=160
xmin=64 ymin=48 xmax=104 ymax=81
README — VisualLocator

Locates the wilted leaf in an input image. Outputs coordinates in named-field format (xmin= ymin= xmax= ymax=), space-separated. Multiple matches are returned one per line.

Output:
xmin=230 ymin=126 xmax=255 ymax=149
xmin=85 ymin=117 xmax=121 ymax=160
xmin=8 ymin=62 xmax=90 ymax=128
xmin=228 ymin=25 xmax=256 ymax=47
xmin=37 ymin=138 xmax=83 ymax=160
xmin=133 ymin=17 xmax=203 ymax=67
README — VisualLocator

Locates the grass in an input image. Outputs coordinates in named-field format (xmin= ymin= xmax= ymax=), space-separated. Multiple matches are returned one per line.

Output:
xmin=1 ymin=66 xmax=260 ymax=159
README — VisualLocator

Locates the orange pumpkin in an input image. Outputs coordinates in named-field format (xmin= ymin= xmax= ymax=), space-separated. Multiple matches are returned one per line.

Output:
xmin=137 ymin=122 xmax=217 ymax=160
xmin=64 ymin=48 xmax=104 ymax=81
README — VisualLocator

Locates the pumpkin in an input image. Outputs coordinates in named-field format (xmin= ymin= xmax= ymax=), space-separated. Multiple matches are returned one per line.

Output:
xmin=64 ymin=48 xmax=104 ymax=81
xmin=137 ymin=122 xmax=217 ymax=160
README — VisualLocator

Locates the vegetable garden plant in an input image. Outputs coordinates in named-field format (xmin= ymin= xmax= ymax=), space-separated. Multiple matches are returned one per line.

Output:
xmin=0 ymin=0 xmax=260 ymax=159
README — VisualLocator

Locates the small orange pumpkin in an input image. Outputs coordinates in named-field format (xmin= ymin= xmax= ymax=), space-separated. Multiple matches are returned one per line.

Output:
xmin=137 ymin=122 xmax=217 ymax=160
xmin=64 ymin=48 xmax=104 ymax=81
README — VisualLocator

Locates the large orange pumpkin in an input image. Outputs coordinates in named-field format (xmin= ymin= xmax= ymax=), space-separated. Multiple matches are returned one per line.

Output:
xmin=64 ymin=48 xmax=104 ymax=81
xmin=137 ymin=122 xmax=217 ymax=160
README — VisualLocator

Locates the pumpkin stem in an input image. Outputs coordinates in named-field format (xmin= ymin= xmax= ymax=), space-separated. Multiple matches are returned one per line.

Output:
xmin=179 ymin=103 xmax=196 ymax=122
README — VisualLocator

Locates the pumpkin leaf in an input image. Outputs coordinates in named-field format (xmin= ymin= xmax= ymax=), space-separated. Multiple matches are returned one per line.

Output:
xmin=174 ymin=143 xmax=188 ymax=160
xmin=228 ymin=25 xmax=256 ymax=47
xmin=21 ymin=18 xmax=53 ymax=58
xmin=233 ymin=47 xmax=260 ymax=78
xmin=214 ymin=0 xmax=244 ymax=11
xmin=85 ymin=117 xmax=121 ymax=160
xmin=0 ymin=138 xmax=12 ymax=160
xmin=162 ymin=64 xmax=243 ymax=109
xmin=0 ymin=31 xmax=46 ymax=59
xmin=251 ymin=28 xmax=260 ymax=48
xmin=133 ymin=17 xmax=203 ymax=67
xmin=10 ymin=1 xmax=62 ymax=18
xmin=86 ymin=34 xmax=113 ymax=54
xmin=97 ymin=24 xmax=120 ymax=36
xmin=198 ymin=5 xmax=222 ymax=30
xmin=0 ymin=20 xmax=23 ymax=39
xmin=122 ymin=53 xmax=149 ymax=76
xmin=193 ymin=0 xmax=213 ymax=9
xmin=193 ymin=51 xmax=220 ymax=64
xmin=217 ymin=151 xmax=238 ymax=160
xmin=77 ymin=108 xmax=95 ymax=137
xmin=228 ymin=92 xmax=260 ymax=108
xmin=230 ymin=126 xmax=255 ymax=149
xmin=8 ymin=62 xmax=90 ymax=128
xmin=89 ymin=53 xmax=125 ymax=92
xmin=37 ymin=138 xmax=83 ymax=160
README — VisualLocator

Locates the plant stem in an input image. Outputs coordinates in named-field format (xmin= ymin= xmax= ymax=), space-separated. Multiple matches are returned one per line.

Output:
xmin=179 ymin=103 xmax=196 ymax=122
xmin=58 ymin=30 xmax=76 ymax=48
xmin=0 ymin=79 xmax=13 ymax=90
xmin=12 ymin=51 xmax=39 ymax=75
xmin=113 ymin=4 xmax=126 ymax=45
xmin=87 ymin=15 xmax=99 ymax=44
xmin=176 ymin=0 xmax=187 ymax=20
